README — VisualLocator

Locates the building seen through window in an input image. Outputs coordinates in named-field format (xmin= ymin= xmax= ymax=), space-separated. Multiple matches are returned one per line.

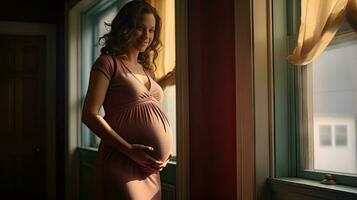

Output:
xmin=303 ymin=37 xmax=357 ymax=175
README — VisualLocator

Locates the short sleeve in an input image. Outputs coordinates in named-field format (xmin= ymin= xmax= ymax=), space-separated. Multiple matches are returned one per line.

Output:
xmin=91 ymin=55 xmax=114 ymax=80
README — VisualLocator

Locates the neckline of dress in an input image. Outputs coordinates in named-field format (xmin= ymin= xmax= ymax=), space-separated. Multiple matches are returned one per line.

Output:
xmin=120 ymin=59 xmax=152 ymax=92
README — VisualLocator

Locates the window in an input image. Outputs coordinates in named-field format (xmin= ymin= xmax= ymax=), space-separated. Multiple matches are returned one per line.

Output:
xmin=317 ymin=124 xmax=349 ymax=147
xmin=80 ymin=0 xmax=126 ymax=149
xmin=335 ymin=125 xmax=348 ymax=146
xmin=69 ymin=0 xmax=184 ymax=198
xmin=273 ymin=0 xmax=357 ymax=188
xmin=80 ymin=0 xmax=177 ymax=160
xmin=318 ymin=125 xmax=332 ymax=147
xmin=301 ymin=36 xmax=357 ymax=176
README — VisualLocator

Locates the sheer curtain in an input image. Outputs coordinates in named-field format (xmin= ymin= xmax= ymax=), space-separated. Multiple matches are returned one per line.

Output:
xmin=288 ymin=0 xmax=357 ymax=65
xmin=147 ymin=0 xmax=176 ymax=78
xmin=147 ymin=0 xmax=177 ymax=156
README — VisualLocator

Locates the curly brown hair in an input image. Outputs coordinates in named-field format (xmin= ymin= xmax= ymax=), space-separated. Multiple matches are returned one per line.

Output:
xmin=99 ymin=0 xmax=162 ymax=71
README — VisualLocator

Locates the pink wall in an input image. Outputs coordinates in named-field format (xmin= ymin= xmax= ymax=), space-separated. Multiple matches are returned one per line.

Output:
xmin=188 ymin=0 xmax=237 ymax=199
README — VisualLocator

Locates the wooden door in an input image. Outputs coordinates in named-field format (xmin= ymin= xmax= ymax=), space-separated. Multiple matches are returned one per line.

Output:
xmin=0 ymin=35 xmax=47 ymax=199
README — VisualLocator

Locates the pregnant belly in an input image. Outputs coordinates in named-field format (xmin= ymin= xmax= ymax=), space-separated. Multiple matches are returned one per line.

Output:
xmin=110 ymin=103 xmax=173 ymax=162
xmin=126 ymin=122 xmax=173 ymax=162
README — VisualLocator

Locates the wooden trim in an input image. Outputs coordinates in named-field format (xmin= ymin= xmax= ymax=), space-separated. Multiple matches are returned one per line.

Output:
xmin=0 ymin=21 xmax=57 ymax=200
xmin=66 ymin=0 xmax=105 ymax=199
xmin=65 ymin=0 xmax=96 ymax=198
xmin=175 ymin=0 xmax=190 ymax=199
xmin=300 ymin=65 xmax=314 ymax=170
xmin=253 ymin=0 xmax=273 ymax=199
xmin=272 ymin=0 xmax=291 ymax=178
xmin=234 ymin=0 xmax=255 ymax=199
xmin=267 ymin=0 xmax=276 ymax=180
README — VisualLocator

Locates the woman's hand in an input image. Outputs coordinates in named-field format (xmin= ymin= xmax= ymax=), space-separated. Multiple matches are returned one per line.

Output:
xmin=158 ymin=154 xmax=173 ymax=171
xmin=158 ymin=67 xmax=176 ymax=90
xmin=164 ymin=67 xmax=176 ymax=86
xmin=143 ymin=154 xmax=173 ymax=174
xmin=126 ymin=144 xmax=163 ymax=173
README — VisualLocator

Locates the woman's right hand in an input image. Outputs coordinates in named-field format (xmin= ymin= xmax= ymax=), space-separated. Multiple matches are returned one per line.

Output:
xmin=126 ymin=144 xmax=163 ymax=173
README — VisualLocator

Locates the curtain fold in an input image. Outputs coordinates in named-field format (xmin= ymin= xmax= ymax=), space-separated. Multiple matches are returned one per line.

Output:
xmin=288 ymin=0 xmax=357 ymax=66
xmin=147 ymin=0 xmax=176 ymax=78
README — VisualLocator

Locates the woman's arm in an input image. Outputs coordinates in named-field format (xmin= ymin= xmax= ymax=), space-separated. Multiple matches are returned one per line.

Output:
xmin=82 ymin=71 xmax=133 ymax=154
xmin=82 ymin=71 xmax=163 ymax=171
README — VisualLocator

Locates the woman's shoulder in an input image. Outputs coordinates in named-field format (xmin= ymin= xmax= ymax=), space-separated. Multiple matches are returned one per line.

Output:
xmin=91 ymin=54 xmax=116 ymax=80
xmin=95 ymin=54 xmax=114 ymax=66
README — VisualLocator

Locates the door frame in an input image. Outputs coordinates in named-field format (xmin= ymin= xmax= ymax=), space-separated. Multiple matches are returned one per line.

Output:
xmin=175 ymin=0 xmax=190 ymax=199
xmin=234 ymin=0 xmax=273 ymax=199
xmin=0 ymin=21 xmax=57 ymax=199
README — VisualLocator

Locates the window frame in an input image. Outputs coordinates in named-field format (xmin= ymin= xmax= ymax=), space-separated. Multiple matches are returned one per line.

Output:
xmin=79 ymin=0 xmax=178 ymax=156
xmin=80 ymin=0 xmax=129 ymax=149
xmin=273 ymin=0 xmax=357 ymax=188
xmin=296 ymin=31 xmax=357 ymax=187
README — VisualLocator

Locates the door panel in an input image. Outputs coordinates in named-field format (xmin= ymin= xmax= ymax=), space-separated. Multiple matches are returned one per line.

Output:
xmin=0 ymin=79 xmax=15 ymax=139
xmin=0 ymin=35 xmax=47 ymax=199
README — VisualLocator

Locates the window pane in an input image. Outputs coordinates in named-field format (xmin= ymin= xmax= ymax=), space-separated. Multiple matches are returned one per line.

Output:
xmin=82 ymin=7 xmax=118 ymax=149
xmin=95 ymin=8 xmax=117 ymax=58
xmin=335 ymin=125 xmax=347 ymax=146
xmin=319 ymin=125 xmax=332 ymax=146
xmin=162 ymin=86 xmax=176 ymax=157
xmin=305 ymin=37 xmax=357 ymax=175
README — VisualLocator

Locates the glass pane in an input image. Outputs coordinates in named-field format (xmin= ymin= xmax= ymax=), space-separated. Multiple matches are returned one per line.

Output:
xmin=319 ymin=125 xmax=332 ymax=146
xmin=162 ymin=86 xmax=176 ymax=157
xmin=82 ymin=7 xmax=118 ymax=149
xmin=307 ymin=37 xmax=357 ymax=175
xmin=95 ymin=8 xmax=117 ymax=58
xmin=335 ymin=125 xmax=347 ymax=146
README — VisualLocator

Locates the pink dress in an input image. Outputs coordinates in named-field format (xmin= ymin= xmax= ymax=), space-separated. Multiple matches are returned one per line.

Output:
xmin=90 ymin=54 xmax=173 ymax=200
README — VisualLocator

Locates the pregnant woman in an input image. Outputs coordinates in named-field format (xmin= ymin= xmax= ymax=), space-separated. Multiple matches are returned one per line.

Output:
xmin=81 ymin=1 xmax=175 ymax=199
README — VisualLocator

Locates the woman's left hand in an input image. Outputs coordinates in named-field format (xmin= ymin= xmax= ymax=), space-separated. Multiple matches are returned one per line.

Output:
xmin=158 ymin=67 xmax=176 ymax=90
xmin=143 ymin=154 xmax=172 ymax=174
xmin=164 ymin=67 xmax=176 ymax=87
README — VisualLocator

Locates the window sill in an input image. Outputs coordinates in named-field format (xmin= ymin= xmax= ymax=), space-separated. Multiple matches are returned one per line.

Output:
xmin=79 ymin=146 xmax=98 ymax=152
xmin=269 ymin=177 xmax=357 ymax=200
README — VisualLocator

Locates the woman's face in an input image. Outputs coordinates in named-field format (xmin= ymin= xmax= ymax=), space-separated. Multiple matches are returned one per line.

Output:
xmin=132 ymin=13 xmax=156 ymax=52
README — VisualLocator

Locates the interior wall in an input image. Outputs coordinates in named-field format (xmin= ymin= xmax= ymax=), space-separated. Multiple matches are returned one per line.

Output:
xmin=0 ymin=0 xmax=59 ymax=23
xmin=188 ymin=0 xmax=237 ymax=199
